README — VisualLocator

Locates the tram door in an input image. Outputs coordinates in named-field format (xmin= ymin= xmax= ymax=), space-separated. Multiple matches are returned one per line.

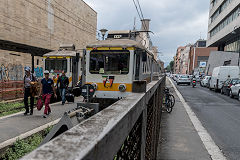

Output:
xmin=72 ymin=55 xmax=79 ymax=88
xmin=135 ymin=51 xmax=140 ymax=80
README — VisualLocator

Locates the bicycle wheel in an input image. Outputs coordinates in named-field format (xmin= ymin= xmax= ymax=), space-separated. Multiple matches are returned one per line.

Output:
xmin=166 ymin=102 xmax=173 ymax=113
xmin=169 ymin=94 xmax=175 ymax=107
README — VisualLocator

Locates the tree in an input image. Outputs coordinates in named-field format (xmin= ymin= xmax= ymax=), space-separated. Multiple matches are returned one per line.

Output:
xmin=166 ymin=60 xmax=174 ymax=72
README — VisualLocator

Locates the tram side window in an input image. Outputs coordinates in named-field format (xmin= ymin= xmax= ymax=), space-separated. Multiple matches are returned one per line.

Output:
xmin=45 ymin=59 xmax=67 ymax=73
xmin=90 ymin=50 xmax=130 ymax=74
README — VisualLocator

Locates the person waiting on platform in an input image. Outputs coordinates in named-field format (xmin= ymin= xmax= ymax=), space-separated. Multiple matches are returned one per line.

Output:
xmin=57 ymin=71 xmax=69 ymax=105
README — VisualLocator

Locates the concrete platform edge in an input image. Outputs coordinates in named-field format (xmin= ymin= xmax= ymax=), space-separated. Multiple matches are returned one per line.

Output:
xmin=0 ymin=118 xmax=60 ymax=150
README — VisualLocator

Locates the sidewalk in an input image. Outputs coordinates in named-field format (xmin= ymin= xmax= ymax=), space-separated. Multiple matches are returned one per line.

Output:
xmin=157 ymin=79 xmax=211 ymax=160
xmin=0 ymin=97 xmax=83 ymax=149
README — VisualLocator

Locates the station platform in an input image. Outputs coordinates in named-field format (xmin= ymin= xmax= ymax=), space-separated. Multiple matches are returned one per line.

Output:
xmin=0 ymin=97 xmax=83 ymax=149
xmin=157 ymin=79 xmax=211 ymax=160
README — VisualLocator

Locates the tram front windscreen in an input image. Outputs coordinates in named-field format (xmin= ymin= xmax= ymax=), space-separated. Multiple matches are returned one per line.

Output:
xmin=90 ymin=50 xmax=130 ymax=75
xmin=45 ymin=58 xmax=67 ymax=73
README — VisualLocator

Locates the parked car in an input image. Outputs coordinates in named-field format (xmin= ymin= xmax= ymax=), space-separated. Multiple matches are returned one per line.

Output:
xmin=209 ymin=66 xmax=239 ymax=91
xmin=173 ymin=74 xmax=179 ymax=81
xmin=206 ymin=76 xmax=211 ymax=88
xmin=177 ymin=75 xmax=191 ymax=85
xmin=189 ymin=75 xmax=193 ymax=80
xmin=229 ymin=79 xmax=240 ymax=100
xmin=196 ymin=75 xmax=201 ymax=82
xmin=221 ymin=78 xmax=239 ymax=96
xmin=201 ymin=76 xmax=211 ymax=87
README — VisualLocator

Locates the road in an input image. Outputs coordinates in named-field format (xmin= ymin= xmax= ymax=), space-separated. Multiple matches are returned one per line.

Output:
xmin=175 ymin=81 xmax=240 ymax=160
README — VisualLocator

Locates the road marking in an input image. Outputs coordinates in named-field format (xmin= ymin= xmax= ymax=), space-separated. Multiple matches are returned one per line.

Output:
xmin=0 ymin=118 xmax=60 ymax=150
xmin=168 ymin=77 xmax=227 ymax=160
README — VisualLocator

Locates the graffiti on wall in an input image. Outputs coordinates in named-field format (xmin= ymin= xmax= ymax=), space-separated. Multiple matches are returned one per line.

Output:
xmin=34 ymin=67 xmax=43 ymax=78
xmin=0 ymin=64 xmax=24 ymax=81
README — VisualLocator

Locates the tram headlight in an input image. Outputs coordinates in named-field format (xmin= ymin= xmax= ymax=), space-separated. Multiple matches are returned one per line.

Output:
xmin=119 ymin=84 xmax=126 ymax=92
xmin=91 ymin=83 xmax=98 ymax=90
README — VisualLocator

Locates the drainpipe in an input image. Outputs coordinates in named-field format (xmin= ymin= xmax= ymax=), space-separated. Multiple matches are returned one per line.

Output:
xmin=31 ymin=54 xmax=34 ymax=74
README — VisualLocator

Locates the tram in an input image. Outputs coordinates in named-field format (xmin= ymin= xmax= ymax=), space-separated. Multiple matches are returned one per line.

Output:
xmin=43 ymin=44 xmax=84 ymax=89
xmin=85 ymin=38 xmax=161 ymax=100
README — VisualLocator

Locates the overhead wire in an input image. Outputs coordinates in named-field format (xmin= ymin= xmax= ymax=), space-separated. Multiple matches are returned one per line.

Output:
xmin=132 ymin=0 xmax=143 ymax=23
xmin=135 ymin=0 xmax=148 ymax=32
xmin=132 ymin=0 xmax=153 ymax=49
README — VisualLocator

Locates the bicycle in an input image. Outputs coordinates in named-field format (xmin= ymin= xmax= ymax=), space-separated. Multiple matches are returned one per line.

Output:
xmin=163 ymin=87 xmax=175 ymax=113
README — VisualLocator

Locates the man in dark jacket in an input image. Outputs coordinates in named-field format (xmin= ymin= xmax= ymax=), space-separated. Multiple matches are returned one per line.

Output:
xmin=23 ymin=67 xmax=36 ymax=115
xmin=57 ymin=71 xmax=69 ymax=105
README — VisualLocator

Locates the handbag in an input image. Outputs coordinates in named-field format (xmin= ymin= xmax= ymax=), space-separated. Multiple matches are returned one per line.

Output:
xmin=30 ymin=82 xmax=39 ymax=97
xmin=37 ymin=97 xmax=43 ymax=111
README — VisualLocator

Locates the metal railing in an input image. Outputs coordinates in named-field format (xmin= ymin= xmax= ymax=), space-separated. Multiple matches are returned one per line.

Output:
xmin=22 ymin=76 xmax=165 ymax=160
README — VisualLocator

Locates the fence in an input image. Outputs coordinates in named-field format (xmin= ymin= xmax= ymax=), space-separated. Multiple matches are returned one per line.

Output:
xmin=0 ymin=81 xmax=24 ymax=101
xmin=22 ymin=76 xmax=165 ymax=160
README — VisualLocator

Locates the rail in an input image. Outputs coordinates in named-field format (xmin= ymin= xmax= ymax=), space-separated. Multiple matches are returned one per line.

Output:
xmin=22 ymin=76 xmax=165 ymax=160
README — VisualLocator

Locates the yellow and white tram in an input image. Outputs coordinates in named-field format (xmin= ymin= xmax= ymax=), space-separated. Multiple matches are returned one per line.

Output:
xmin=86 ymin=39 xmax=161 ymax=99
xmin=43 ymin=44 xmax=83 ymax=89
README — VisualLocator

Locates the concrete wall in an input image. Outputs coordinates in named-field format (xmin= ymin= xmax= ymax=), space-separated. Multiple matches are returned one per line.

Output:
xmin=205 ymin=51 xmax=239 ymax=75
xmin=0 ymin=0 xmax=97 ymax=50
xmin=0 ymin=50 xmax=44 ymax=81
xmin=0 ymin=50 xmax=44 ymax=101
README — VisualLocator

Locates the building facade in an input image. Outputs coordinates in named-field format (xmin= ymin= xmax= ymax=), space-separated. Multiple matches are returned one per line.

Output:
xmin=0 ymin=0 xmax=97 ymax=101
xmin=188 ymin=40 xmax=218 ymax=75
xmin=179 ymin=45 xmax=191 ymax=75
xmin=174 ymin=46 xmax=185 ymax=74
xmin=205 ymin=51 xmax=239 ymax=75
xmin=207 ymin=0 xmax=240 ymax=53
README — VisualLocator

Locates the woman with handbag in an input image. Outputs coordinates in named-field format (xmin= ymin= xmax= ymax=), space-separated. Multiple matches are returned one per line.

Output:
xmin=38 ymin=70 xmax=57 ymax=118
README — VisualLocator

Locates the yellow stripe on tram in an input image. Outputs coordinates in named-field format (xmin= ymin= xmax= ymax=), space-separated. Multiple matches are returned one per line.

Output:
xmin=86 ymin=83 xmax=132 ymax=92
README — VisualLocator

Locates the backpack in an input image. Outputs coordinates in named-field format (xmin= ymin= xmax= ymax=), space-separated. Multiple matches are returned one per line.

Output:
xmin=24 ymin=74 xmax=38 ymax=96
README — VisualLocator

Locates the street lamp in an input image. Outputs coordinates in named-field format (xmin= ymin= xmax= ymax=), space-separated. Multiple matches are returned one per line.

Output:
xmin=99 ymin=29 xmax=108 ymax=40
xmin=231 ymin=26 xmax=240 ymax=66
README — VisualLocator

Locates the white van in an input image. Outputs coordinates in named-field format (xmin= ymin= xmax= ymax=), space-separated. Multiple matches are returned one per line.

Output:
xmin=209 ymin=66 xmax=239 ymax=91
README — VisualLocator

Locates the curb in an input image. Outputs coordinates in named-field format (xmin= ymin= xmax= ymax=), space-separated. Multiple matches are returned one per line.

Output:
xmin=0 ymin=118 xmax=60 ymax=150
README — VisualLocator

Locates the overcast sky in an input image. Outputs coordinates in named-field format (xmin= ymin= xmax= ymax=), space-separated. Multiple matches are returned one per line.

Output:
xmin=84 ymin=0 xmax=210 ymax=66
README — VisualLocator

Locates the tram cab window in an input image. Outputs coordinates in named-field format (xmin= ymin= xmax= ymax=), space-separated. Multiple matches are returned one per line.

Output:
xmin=45 ymin=58 xmax=67 ymax=73
xmin=90 ymin=50 xmax=130 ymax=74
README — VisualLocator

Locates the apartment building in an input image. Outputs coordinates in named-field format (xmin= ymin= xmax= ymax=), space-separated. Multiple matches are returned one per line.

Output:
xmin=179 ymin=45 xmax=191 ymax=74
xmin=207 ymin=0 xmax=240 ymax=52
xmin=188 ymin=40 xmax=217 ymax=74
xmin=174 ymin=46 xmax=186 ymax=74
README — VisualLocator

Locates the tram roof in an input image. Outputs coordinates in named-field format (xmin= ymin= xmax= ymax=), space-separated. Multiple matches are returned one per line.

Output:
xmin=86 ymin=39 xmax=145 ymax=49
xmin=43 ymin=50 xmax=83 ymax=57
